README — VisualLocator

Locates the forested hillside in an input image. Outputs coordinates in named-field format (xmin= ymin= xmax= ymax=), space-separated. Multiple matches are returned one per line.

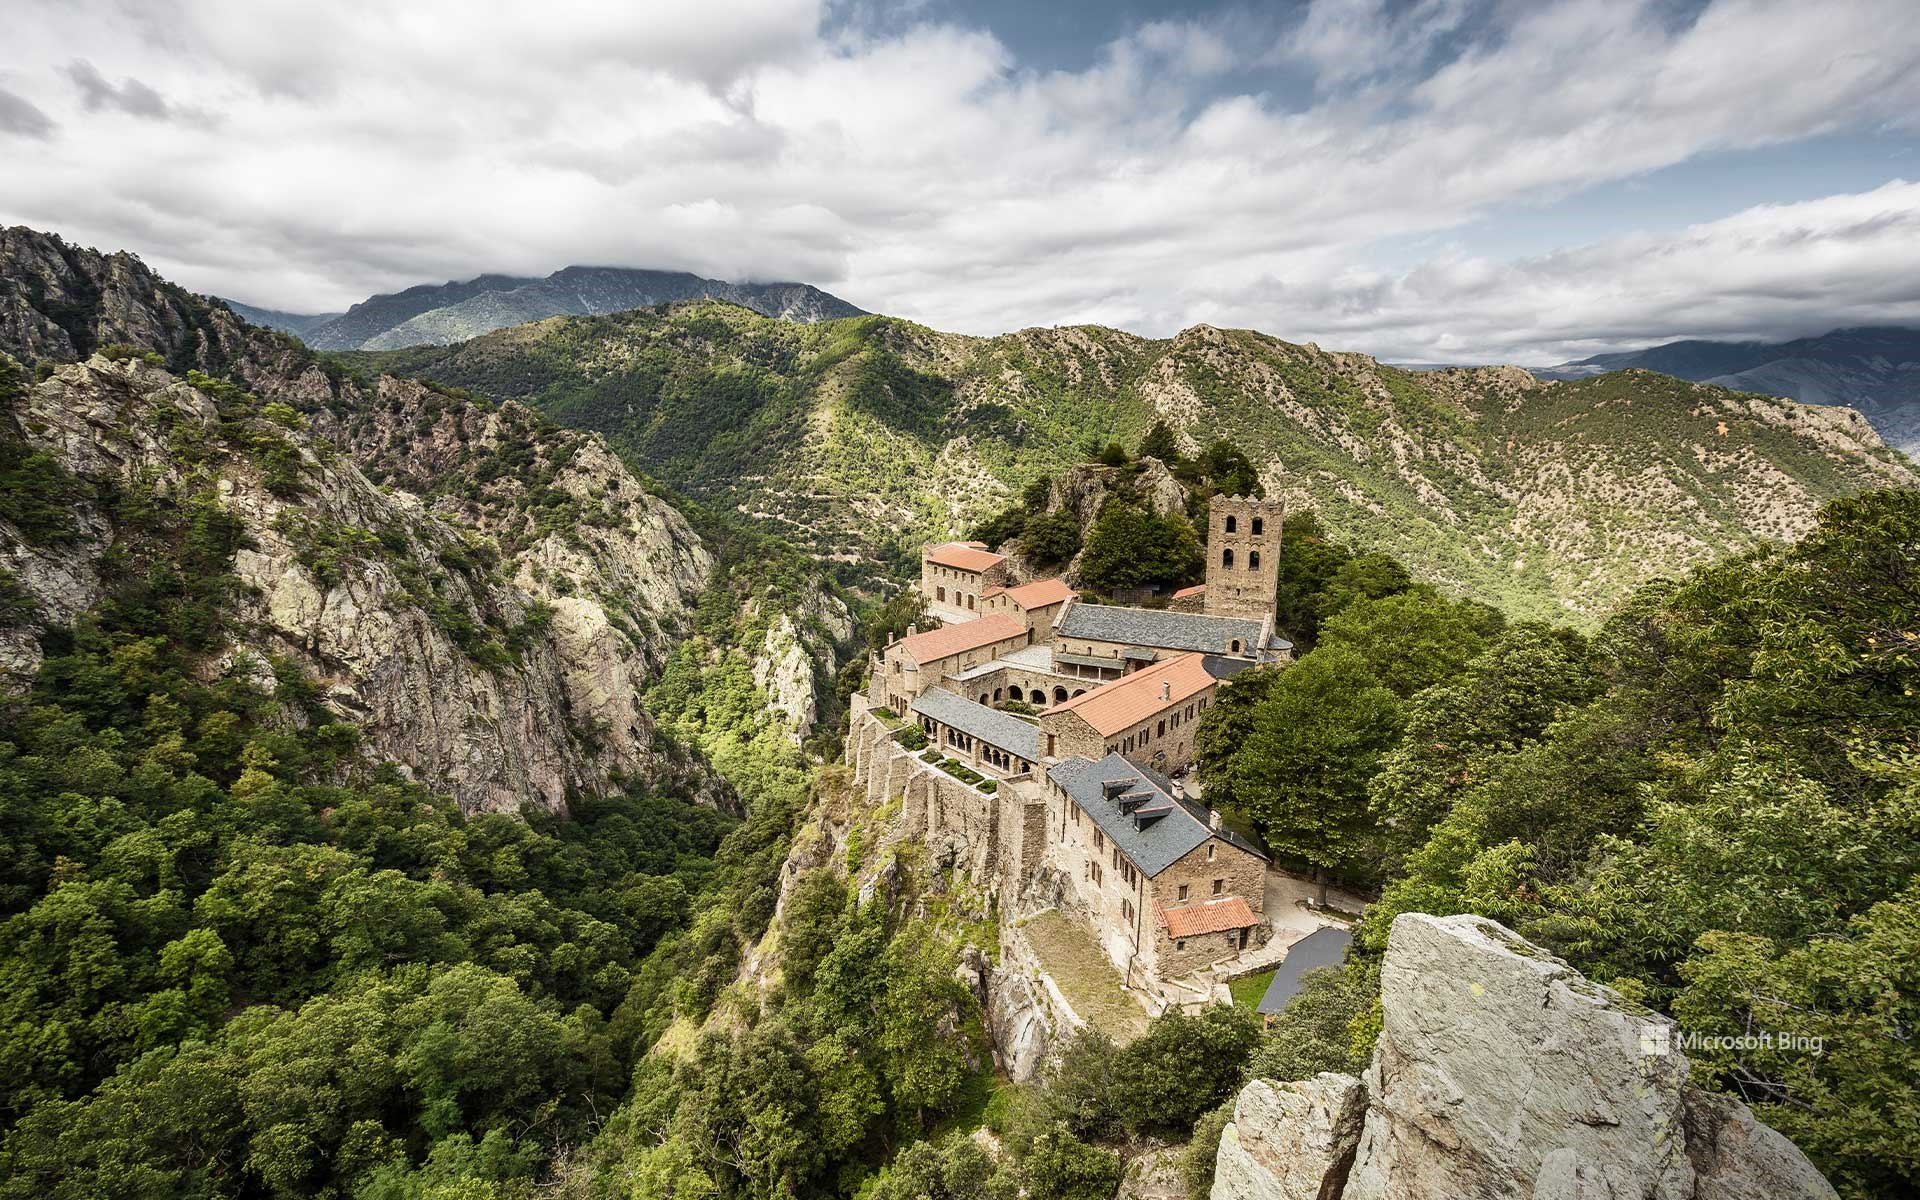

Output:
xmin=1192 ymin=490 xmax=1920 ymax=1199
xmin=340 ymin=303 xmax=1914 ymax=624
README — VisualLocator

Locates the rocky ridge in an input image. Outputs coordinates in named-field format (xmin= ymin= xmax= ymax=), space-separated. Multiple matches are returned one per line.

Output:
xmin=1211 ymin=913 xmax=1836 ymax=1200
xmin=356 ymin=302 xmax=1917 ymax=625
xmin=0 ymin=226 xmax=855 ymax=816
xmin=1 ymin=352 xmax=719 ymax=814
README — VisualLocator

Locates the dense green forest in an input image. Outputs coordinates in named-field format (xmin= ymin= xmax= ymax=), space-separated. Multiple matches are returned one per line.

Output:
xmin=1195 ymin=488 xmax=1920 ymax=1200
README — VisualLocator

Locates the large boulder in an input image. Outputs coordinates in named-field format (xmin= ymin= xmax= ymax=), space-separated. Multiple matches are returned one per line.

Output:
xmin=1211 ymin=1074 xmax=1366 ymax=1200
xmin=1212 ymin=914 xmax=1838 ymax=1200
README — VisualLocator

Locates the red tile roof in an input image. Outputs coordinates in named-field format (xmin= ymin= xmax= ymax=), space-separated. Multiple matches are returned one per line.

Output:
xmin=925 ymin=542 xmax=1007 ymax=572
xmin=1171 ymin=583 xmax=1207 ymax=599
xmin=1042 ymin=652 xmax=1216 ymax=736
xmin=999 ymin=578 xmax=1076 ymax=608
xmin=900 ymin=614 xmax=1026 ymax=664
xmin=1160 ymin=897 xmax=1257 ymax=937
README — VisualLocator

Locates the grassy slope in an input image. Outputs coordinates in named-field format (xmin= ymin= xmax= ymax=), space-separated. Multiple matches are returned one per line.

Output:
xmin=335 ymin=304 xmax=1915 ymax=624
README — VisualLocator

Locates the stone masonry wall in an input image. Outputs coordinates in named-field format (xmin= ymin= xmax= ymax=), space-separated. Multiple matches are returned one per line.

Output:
xmin=1151 ymin=838 xmax=1270 ymax=977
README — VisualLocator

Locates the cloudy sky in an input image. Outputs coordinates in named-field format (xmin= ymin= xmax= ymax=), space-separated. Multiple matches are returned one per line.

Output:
xmin=3 ymin=0 xmax=1919 ymax=364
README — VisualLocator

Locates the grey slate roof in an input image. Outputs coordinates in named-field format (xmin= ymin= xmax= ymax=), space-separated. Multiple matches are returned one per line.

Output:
xmin=1256 ymin=926 xmax=1353 ymax=1014
xmin=1048 ymin=752 xmax=1268 ymax=877
xmin=1200 ymin=655 xmax=1257 ymax=681
xmin=1057 ymin=603 xmax=1266 ymax=656
xmin=910 ymin=688 xmax=1041 ymax=762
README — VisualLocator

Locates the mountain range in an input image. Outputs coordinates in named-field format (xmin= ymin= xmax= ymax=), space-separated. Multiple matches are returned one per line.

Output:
xmin=340 ymin=304 xmax=1915 ymax=626
xmin=1534 ymin=326 xmax=1920 ymax=453
xmin=223 ymin=264 xmax=866 ymax=351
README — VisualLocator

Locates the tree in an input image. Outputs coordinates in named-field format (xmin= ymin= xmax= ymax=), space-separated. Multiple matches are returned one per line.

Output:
xmin=1194 ymin=666 xmax=1285 ymax=816
xmin=1670 ymin=889 xmax=1920 ymax=1200
xmin=1137 ymin=421 xmax=1182 ymax=464
xmin=1198 ymin=439 xmax=1261 ymax=497
xmin=1369 ymin=623 xmax=1598 ymax=857
xmin=1309 ymin=552 xmax=1410 ymax=624
xmin=1271 ymin=511 xmax=1352 ymax=645
xmin=1317 ymin=589 xmax=1501 ymax=700
xmin=1021 ymin=1128 xmax=1122 ymax=1200
xmin=1230 ymin=646 xmax=1404 ymax=899
xmin=1110 ymin=1004 xmax=1261 ymax=1135
xmin=1078 ymin=502 xmax=1201 ymax=593
xmin=1021 ymin=510 xmax=1082 ymax=564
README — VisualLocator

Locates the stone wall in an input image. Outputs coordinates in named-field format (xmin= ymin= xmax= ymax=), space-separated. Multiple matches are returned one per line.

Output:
xmin=1039 ymin=777 xmax=1156 ymax=978
xmin=847 ymin=697 xmax=1048 ymax=898
xmin=1150 ymin=837 xmax=1270 ymax=977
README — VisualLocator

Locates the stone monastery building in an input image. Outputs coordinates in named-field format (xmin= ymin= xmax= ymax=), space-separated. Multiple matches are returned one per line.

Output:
xmin=850 ymin=495 xmax=1293 ymax=989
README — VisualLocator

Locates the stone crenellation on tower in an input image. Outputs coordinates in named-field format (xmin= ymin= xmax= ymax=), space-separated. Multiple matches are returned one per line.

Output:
xmin=1203 ymin=495 xmax=1285 ymax=620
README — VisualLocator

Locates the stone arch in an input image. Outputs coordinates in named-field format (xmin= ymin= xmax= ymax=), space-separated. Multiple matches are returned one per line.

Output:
xmin=1222 ymin=548 xmax=1234 ymax=568
xmin=1071 ymin=688 xmax=1086 ymax=697
xmin=1029 ymin=688 xmax=1047 ymax=704
xmin=1053 ymin=686 xmax=1068 ymax=703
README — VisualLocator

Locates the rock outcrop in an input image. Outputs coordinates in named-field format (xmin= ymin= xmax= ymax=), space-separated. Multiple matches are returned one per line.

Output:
xmin=1212 ymin=914 xmax=1837 ymax=1200
xmin=2 ymin=353 xmax=718 ymax=814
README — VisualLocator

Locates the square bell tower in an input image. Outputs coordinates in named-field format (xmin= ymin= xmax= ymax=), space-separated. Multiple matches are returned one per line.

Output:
xmin=1203 ymin=494 xmax=1284 ymax=620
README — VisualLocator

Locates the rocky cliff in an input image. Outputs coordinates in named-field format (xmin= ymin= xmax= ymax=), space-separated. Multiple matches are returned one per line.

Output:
xmin=1212 ymin=913 xmax=1836 ymax=1200
xmin=1 ymin=349 xmax=719 ymax=815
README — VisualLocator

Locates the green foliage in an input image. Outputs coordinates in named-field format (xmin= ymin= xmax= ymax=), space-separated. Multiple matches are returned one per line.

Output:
xmin=1216 ymin=645 xmax=1404 ymax=885
xmin=1246 ymin=963 xmax=1380 ymax=1081
xmin=0 ymin=357 xmax=89 ymax=546
xmin=0 ymin=473 xmax=738 ymax=1197
xmin=1180 ymin=1102 xmax=1234 ymax=1199
xmin=1078 ymin=502 xmax=1201 ymax=592
xmin=1021 ymin=1129 xmax=1121 ymax=1200
xmin=1020 ymin=510 xmax=1082 ymax=564
xmin=1137 ymin=420 xmax=1181 ymax=463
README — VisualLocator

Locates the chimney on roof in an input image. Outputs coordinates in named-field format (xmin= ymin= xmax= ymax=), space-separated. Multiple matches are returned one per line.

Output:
xmin=1161 ymin=680 xmax=1172 ymax=701
xmin=906 ymin=624 xmax=918 ymax=639
xmin=1209 ymin=808 xmax=1222 ymax=831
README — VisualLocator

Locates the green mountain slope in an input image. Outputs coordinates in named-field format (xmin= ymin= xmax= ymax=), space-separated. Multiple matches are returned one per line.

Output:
xmin=342 ymin=304 xmax=1915 ymax=623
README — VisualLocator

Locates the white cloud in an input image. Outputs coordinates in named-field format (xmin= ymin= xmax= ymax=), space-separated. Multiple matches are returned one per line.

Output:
xmin=0 ymin=0 xmax=1917 ymax=363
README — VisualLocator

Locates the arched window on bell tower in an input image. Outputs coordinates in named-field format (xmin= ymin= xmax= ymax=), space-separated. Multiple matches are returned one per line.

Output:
xmin=1222 ymin=548 xmax=1234 ymax=568
xmin=1249 ymin=550 xmax=1261 ymax=570
xmin=1225 ymin=515 xmax=1237 ymax=533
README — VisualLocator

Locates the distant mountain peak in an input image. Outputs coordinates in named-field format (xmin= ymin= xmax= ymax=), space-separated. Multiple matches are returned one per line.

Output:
xmin=258 ymin=264 xmax=865 ymax=351
xmin=1534 ymin=326 xmax=1920 ymax=453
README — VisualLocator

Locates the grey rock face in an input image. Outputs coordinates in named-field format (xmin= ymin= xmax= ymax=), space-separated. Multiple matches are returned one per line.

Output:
xmin=1120 ymin=1146 xmax=1190 ymax=1200
xmin=1212 ymin=914 xmax=1838 ymax=1200
xmin=984 ymin=963 xmax=1053 ymax=1083
xmin=1211 ymin=1075 xmax=1366 ymax=1200
xmin=3 ymin=355 xmax=717 ymax=814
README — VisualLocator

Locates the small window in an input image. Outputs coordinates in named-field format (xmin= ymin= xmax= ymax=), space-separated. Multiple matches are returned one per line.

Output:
xmin=1207 ymin=843 xmax=1217 ymax=861
xmin=1176 ymin=939 xmax=1187 ymax=950
xmin=966 ymin=594 xmax=974 ymax=610
xmin=1252 ymin=517 xmax=1264 ymax=535
xmin=937 ymin=586 xmax=946 ymax=602
xmin=1249 ymin=550 xmax=1261 ymax=570
xmin=1157 ymin=719 xmax=1166 ymax=737
xmin=1178 ymin=884 xmax=1189 ymax=901
xmin=1225 ymin=515 xmax=1237 ymax=533
xmin=1212 ymin=878 xmax=1225 ymax=895
xmin=1230 ymin=639 xmax=1241 ymax=653
xmin=1222 ymin=548 xmax=1234 ymax=568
